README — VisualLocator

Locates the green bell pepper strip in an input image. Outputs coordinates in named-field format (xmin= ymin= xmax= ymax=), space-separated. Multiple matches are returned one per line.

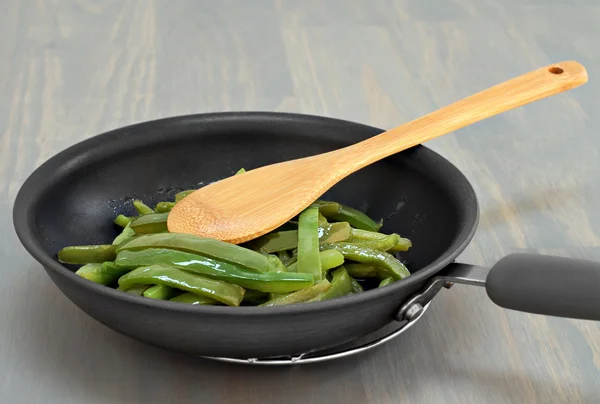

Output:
xmin=117 ymin=233 xmax=271 ymax=273
xmin=350 ymin=278 xmax=364 ymax=293
xmin=379 ymin=277 xmax=394 ymax=287
xmin=114 ymin=214 xmax=133 ymax=228
xmin=350 ymin=229 xmax=412 ymax=252
xmin=297 ymin=206 xmax=322 ymax=281
xmin=319 ymin=242 xmax=411 ymax=280
xmin=124 ymin=285 xmax=151 ymax=295
xmin=133 ymin=199 xmax=155 ymax=215
xmin=235 ymin=168 xmax=246 ymax=175
xmin=344 ymin=263 xmax=378 ymax=278
xmin=288 ymin=249 xmax=344 ymax=274
xmin=260 ymin=279 xmax=331 ymax=307
xmin=313 ymin=200 xmax=382 ymax=232
xmin=130 ymin=213 xmax=169 ymax=234
xmin=75 ymin=262 xmax=129 ymax=285
xmin=307 ymin=267 xmax=353 ymax=303
xmin=114 ymin=248 xmax=314 ymax=293
xmin=118 ymin=265 xmax=245 ymax=306
xmin=174 ymin=189 xmax=196 ymax=202
xmin=249 ymin=222 xmax=351 ymax=254
xmin=58 ymin=244 xmax=117 ymax=264
xmin=154 ymin=202 xmax=175 ymax=213
xmin=349 ymin=233 xmax=401 ymax=252
xmin=170 ymin=292 xmax=220 ymax=305
xmin=344 ymin=263 xmax=392 ymax=280
xmin=143 ymin=284 xmax=177 ymax=300
xmin=112 ymin=222 xmax=136 ymax=245
xmin=266 ymin=254 xmax=286 ymax=272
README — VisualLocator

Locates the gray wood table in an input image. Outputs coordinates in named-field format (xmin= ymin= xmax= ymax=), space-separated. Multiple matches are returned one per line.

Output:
xmin=2 ymin=0 xmax=599 ymax=402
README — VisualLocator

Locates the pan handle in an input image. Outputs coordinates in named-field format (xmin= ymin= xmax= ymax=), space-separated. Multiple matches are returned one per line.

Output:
xmin=485 ymin=253 xmax=600 ymax=321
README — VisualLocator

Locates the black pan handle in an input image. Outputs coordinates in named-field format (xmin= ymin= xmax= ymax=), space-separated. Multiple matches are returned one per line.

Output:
xmin=486 ymin=253 xmax=600 ymax=321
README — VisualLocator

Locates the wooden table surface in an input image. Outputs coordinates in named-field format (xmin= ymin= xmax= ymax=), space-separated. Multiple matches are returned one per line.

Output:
xmin=2 ymin=0 xmax=599 ymax=402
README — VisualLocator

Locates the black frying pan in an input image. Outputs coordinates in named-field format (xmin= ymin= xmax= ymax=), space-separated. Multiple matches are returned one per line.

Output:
xmin=12 ymin=112 xmax=600 ymax=361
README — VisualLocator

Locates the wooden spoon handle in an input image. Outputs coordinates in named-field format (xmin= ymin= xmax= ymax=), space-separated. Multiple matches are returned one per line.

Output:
xmin=344 ymin=61 xmax=587 ymax=168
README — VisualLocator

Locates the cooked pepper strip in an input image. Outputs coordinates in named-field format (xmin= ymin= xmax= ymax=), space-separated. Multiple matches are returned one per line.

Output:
xmin=112 ymin=222 xmax=136 ymax=245
xmin=260 ymin=279 xmax=331 ymax=307
xmin=319 ymin=242 xmax=410 ymax=280
xmin=286 ymin=249 xmax=344 ymax=274
xmin=297 ymin=206 xmax=322 ymax=281
xmin=344 ymin=263 xmax=392 ymax=280
xmin=175 ymin=189 xmax=196 ymax=202
xmin=114 ymin=248 xmax=314 ymax=293
xmin=350 ymin=229 xmax=412 ymax=252
xmin=314 ymin=200 xmax=382 ymax=232
xmin=307 ymin=267 xmax=353 ymax=303
xmin=114 ymin=214 xmax=133 ymax=228
xmin=133 ymin=199 xmax=155 ymax=215
xmin=170 ymin=292 xmax=220 ymax=305
xmin=75 ymin=262 xmax=128 ymax=285
xmin=379 ymin=277 xmax=394 ymax=287
xmin=58 ymin=244 xmax=117 ymax=264
xmin=125 ymin=285 xmax=151 ymax=295
xmin=320 ymin=222 xmax=352 ymax=244
xmin=266 ymin=254 xmax=286 ymax=272
xmin=118 ymin=265 xmax=245 ymax=306
xmin=130 ymin=213 xmax=169 ymax=234
xmin=349 ymin=233 xmax=402 ymax=252
xmin=350 ymin=278 xmax=364 ymax=293
xmin=249 ymin=222 xmax=351 ymax=254
xmin=117 ymin=233 xmax=270 ymax=273
xmin=154 ymin=202 xmax=175 ymax=213
xmin=143 ymin=284 xmax=177 ymax=300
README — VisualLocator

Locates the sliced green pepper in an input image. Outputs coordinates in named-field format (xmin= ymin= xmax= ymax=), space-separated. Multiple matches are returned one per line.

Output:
xmin=235 ymin=168 xmax=246 ymax=175
xmin=249 ymin=222 xmax=351 ymax=254
xmin=266 ymin=254 xmax=286 ymax=272
xmin=117 ymin=233 xmax=271 ymax=273
xmin=124 ymin=285 xmax=151 ymax=295
xmin=170 ymin=292 xmax=220 ymax=305
xmin=307 ymin=266 xmax=353 ymax=303
xmin=133 ymin=199 xmax=155 ymax=215
xmin=58 ymin=244 xmax=117 ymax=264
xmin=297 ymin=206 xmax=322 ymax=281
xmin=314 ymin=200 xmax=382 ymax=232
xmin=112 ymin=222 xmax=136 ymax=245
xmin=143 ymin=284 xmax=177 ymax=300
xmin=75 ymin=262 xmax=129 ymax=285
xmin=175 ymin=189 xmax=196 ymax=202
xmin=114 ymin=248 xmax=314 ymax=293
xmin=344 ymin=263 xmax=392 ymax=280
xmin=130 ymin=212 xmax=169 ymax=234
xmin=379 ymin=277 xmax=394 ymax=287
xmin=350 ymin=278 xmax=364 ymax=293
xmin=285 ymin=249 xmax=344 ymax=274
xmin=114 ymin=214 xmax=133 ymax=228
xmin=154 ymin=202 xmax=175 ymax=213
xmin=260 ymin=279 xmax=331 ymax=307
xmin=350 ymin=229 xmax=412 ymax=252
xmin=118 ymin=265 xmax=245 ymax=306
xmin=319 ymin=242 xmax=410 ymax=280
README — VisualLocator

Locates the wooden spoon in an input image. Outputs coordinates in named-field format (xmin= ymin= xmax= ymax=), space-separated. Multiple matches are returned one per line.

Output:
xmin=168 ymin=61 xmax=587 ymax=244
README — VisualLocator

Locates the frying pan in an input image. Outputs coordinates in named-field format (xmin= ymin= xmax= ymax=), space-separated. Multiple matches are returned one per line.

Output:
xmin=12 ymin=112 xmax=600 ymax=365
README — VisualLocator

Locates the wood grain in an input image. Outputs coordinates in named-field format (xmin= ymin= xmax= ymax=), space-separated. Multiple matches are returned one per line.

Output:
xmin=1 ymin=0 xmax=599 ymax=403
xmin=169 ymin=61 xmax=587 ymax=243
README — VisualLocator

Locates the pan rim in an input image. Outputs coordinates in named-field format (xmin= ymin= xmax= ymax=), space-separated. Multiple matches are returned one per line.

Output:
xmin=12 ymin=111 xmax=479 ymax=317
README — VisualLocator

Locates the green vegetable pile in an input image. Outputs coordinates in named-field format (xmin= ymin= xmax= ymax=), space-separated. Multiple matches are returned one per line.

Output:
xmin=57 ymin=170 xmax=412 ymax=307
